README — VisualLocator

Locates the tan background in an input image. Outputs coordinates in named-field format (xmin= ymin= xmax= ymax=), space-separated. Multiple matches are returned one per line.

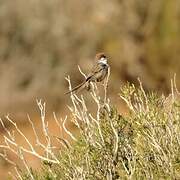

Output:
xmin=0 ymin=0 xmax=180 ymax=178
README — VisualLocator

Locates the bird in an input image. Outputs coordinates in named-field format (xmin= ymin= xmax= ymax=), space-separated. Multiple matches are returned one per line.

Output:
xmin=65 ymin=52 xmax=109 ymax=94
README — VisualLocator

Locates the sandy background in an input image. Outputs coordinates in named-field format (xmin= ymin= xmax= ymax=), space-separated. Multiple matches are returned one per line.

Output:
xmin=0 ymin=0 xmax=180 ymax=179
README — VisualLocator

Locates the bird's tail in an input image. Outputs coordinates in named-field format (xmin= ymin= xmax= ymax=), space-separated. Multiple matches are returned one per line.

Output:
xmin=65 ymin=81 xmax=87 ymax=95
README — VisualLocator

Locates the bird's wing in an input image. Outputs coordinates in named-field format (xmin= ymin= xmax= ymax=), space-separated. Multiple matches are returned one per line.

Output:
xmin=86 ymin=63 xmax=103 ymax=80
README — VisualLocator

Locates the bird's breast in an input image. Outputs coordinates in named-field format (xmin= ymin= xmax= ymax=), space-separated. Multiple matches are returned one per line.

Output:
xmin=96 ymin=65 xmax=109 ymax=82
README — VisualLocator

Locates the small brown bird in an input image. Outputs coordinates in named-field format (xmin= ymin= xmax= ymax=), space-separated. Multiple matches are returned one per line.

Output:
xmin=65 ymin=52 xmax=109 ymax=94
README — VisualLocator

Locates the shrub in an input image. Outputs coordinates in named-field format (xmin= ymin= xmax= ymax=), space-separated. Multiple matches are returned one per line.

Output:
xmin=0 ymin=78 xmax=180 ymax=179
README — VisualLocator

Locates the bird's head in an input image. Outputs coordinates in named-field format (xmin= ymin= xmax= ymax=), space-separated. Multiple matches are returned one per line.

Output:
xmin=95 ymin=52 xmax=108 ymax=65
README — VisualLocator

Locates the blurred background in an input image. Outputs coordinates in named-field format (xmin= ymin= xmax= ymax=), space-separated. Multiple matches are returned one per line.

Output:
xmin=0 ymin=0 xmax=180 ymax=178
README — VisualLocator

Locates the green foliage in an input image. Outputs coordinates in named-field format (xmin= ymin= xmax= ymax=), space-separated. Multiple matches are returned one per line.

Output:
xmin=24 ymin=84 xmax=180 ymax=179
